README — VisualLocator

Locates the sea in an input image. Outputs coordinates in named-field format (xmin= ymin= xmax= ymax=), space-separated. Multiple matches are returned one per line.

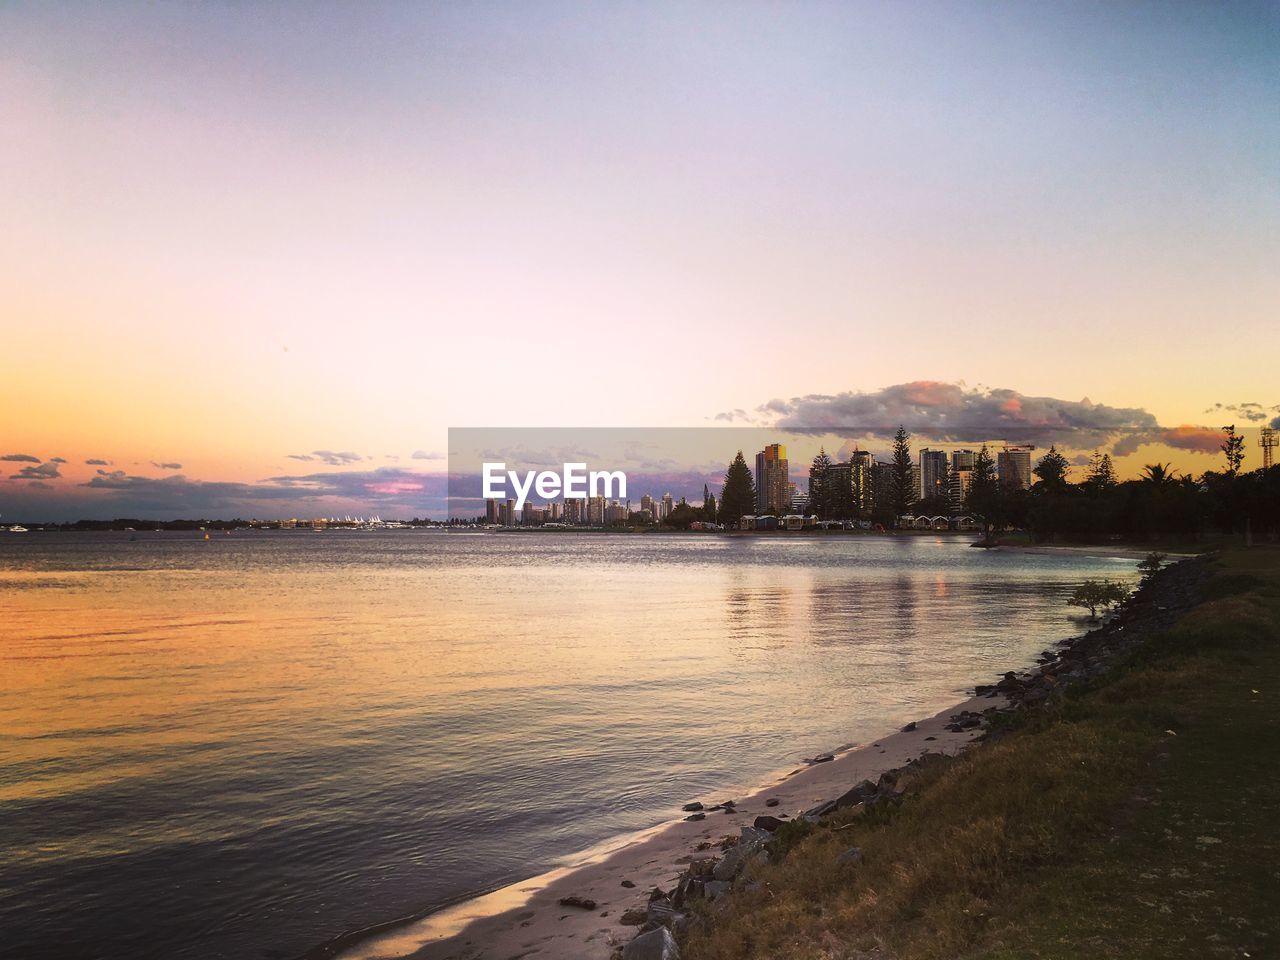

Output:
xmin=0 ymin=530 xmax=1139 ymax=960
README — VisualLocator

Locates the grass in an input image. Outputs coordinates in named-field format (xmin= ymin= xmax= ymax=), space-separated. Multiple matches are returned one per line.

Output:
xmin=682 ymin=546 xmax=1280 ymax=960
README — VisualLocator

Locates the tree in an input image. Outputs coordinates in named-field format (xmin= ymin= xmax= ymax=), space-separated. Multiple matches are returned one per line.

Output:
xmin=809 ymin=448 xmax=833 ymax=519
xmin=663 ymin=502 xmax=701 ymax=529
xmin=1068 ymin=579 xmax=1129 ymax=619
xmin=891 ymin=426 xmax=913 ymax=524
xmin=1032 ymin=446 xmax=1071 ymax=490
xmin=1085 ymin=451 xmax=1117 ymax=490
xmin=1137 ymin=551 xmax=1166 ymax=579
xmin=1222 ymin=424 xmax=1245 ymax=474
xmin=964 ymin=444 xmax=1002 ymax=544
xmin=1141 ymin=462 xmax=1178 ymax=486
xmin=719 ymin=451 xmax=755 ymax=526
xmin=703 ymin=483 xmax=717 ymax=522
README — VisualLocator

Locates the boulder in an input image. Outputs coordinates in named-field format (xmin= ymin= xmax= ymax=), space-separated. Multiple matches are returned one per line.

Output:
xmin=624 ymin=927 xmax=680 ymax=960
xmin=558 ymin=896 xmax=597 ymax=910
xmin=703 ymin=880 xmax=731 ymax=901
xmin=752 ymin=815 xmax=785 ymax=832
xmin=684 ymin=812 xmax=706 ymax=822
xmin=681 ymin=801 xmax=704 ymax=812
xmin=835 ymin=779 xmax=878 ymax=810
xmin=765 ymin=797 xmax=780 ymax=807
xmin=901 ymin=721 xmax=917 ymax=732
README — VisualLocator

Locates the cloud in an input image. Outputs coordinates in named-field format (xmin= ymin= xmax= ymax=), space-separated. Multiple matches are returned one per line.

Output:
xmin=411 ymin=450 xmax=444 ymax=460
xmin=1205 ymin=402 xmax=1272 ymax=423
xmin=748 ymin=381 xmax=1224 ymax=457
xmin=286 ymin=454 xmax=315 ymax=462
xmin=85 ymin=458 xmax=111 ymax=466
xmin=1272 ymin=416 xmax=1280 ymax=430
xmin=151 ymin=461 xmax=183 ymax=471
xmin=50 ymin=457 xmax=67 ymax=463
xmin=310 ymin=450 xmax=363 ymax=466
xmin=9 ymin=461 xmax=61 ymax=481
xmin=1158 ymin=425 xmax=1224 ymax=455
xmin=2 ymin=453 xmax=41 ymax=463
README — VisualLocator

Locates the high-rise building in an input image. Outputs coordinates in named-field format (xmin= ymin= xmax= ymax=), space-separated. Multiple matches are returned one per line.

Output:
xmin=661 ymin=493 xmax=673 ymax=520
xmin=755 ymin=443 xmax=789 ymax=514
xmin=919 ymin=449 xmax=949 ymax=501
xmin=485 ymin=499 xmax=500 ymax=524
xmin=998 ymin=444 xmax=1035 ymax=490
xmin=501 ymin=499 xmax=516 ymax=525
xmin=948 ymin=469 xmax=972 ymax=511
xmin=849 ymin=449 xmax=875 ymax=515
xmin=641 ymin=494 xmax=655 ymax=518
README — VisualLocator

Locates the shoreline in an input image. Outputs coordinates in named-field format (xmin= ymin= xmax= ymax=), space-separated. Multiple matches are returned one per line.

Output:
xmin=322 ymin=550 xmax=1174 ymax=960
xmin=330 ymin=692 xmax=1006 ymax=960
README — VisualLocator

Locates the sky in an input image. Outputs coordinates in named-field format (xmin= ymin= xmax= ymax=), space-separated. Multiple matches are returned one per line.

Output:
xmin=2 ymin=1 xmax=1277 ymax=519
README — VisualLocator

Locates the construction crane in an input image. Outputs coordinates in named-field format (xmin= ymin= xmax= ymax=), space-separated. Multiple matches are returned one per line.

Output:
xmin=1261 ymin=426 xmax=1277 ymax=470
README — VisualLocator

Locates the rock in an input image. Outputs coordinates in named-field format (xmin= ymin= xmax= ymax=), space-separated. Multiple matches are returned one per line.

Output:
xmin=924 ymin=735 xmax=936 ymax=741
xmin=559 ymin=895 xmax=597 ymax=910
xmin=624 ymin=926 xmax=680 ymax=960
xmin=703 ymin=880 xmax=731 ymax=900
xmin=810 ymin=754 xmax=835 ymax=764
xmin=901 ymin=721 xmax=917 ymax=732
xmin=648 ymin=887 xmax=669 ymax=901
xmin=739 ymin=825 xmax=772 ymax=845
xmin=687 ymin=857 xmax=718 ymax=879
xmin=752 ymin=814 xmax=785 ymax=832
xmin=620 ymin=879 xmax=636 ymax=888
xmin=836 ymin=847 xmax=864 ymax=868
xmin=801 ymin=799 xmax=837 ymax=820
xmin=684 ymin=812 xmax=705 ymax=821
xmin=681 ymin=802 xmax=703 ymax=812
xmin=619 ymin=906 xmax=648 ymax=926
xmin=645 ymin=899 xmax=678 ymax=928
xmin=765 ymin=797 xmax=780 ymax=807
xmin=712 ymin=833 xmax=766 ymax=881
xmin=835 ymin=779 xmax=879 ymax=810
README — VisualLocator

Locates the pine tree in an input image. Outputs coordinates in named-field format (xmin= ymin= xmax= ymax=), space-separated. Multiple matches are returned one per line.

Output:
xmin=1033 ymin=445 xmax=1071 ymax=489
xmin=719 ymin=451 xmax=755 ymax=526
xmin=965 ymin=444 xmax=1002 ymax=544
xmin=1086 ymin=451 xmax=1117 ymax=489
xmin=891 ymin=425 xmax=913 ymax=524
xmin=809 ymin=448 xmax=833 ymax=519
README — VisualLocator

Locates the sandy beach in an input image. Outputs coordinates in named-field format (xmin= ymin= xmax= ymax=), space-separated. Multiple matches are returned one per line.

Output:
xmin=336 ymin=692 xmax=1003 ymax=960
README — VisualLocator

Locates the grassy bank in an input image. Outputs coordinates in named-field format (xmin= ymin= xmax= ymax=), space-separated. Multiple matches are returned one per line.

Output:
xmin=682 ymin=547 xmax=1279 ymax=960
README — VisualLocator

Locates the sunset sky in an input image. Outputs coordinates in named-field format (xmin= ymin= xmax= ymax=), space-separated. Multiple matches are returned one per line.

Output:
xmin=2 ymin=1 xmax=1277 ymax=519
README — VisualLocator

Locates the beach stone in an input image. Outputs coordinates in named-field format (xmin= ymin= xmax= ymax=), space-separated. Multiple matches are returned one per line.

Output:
xmin=752 ymin=815 xmax=785 ymax=832
xmin=681 ymin=802 xmax=703 ymax=812
xmin=765 ymin=797 xmax=780 ymax=807
xmin=835 ymin=779 xmax=878 ymax=810
xmin=619 ymin=906 xmax=647 ymax=925
xmin=703 ymin=880 xmax=731 ymax=900
xmin=684 ymin=811 xmax=705 ymax=821
xmin=558 ymin=895 xmax=597 ymax=910
xmin=740 ymin=826 xmax=772 ymax=845
xmin=624 ymin=926 xmax=680 ymax=960
xmin=810 ymin=754 xmax=835 ymax=764
xmin=620 ymin=879 xmax=636 ymax=888
xmin=902 ymin=721 xmax=917 ymax=732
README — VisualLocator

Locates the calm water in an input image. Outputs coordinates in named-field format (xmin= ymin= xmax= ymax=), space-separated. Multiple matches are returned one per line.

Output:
xmin=0 ymin=531 xmax=1137 ymax=960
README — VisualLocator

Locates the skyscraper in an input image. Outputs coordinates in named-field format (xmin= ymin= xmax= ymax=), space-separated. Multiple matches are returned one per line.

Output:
xmin=998 ymin=444 xmax=1035 ymax=490
xmin=755 ymin=443 xmax=788 ymax=514
xmin=951 ymin=449 xmax=976 ymax=472
xmin=919 ymin=449 xmax=949 ymax=501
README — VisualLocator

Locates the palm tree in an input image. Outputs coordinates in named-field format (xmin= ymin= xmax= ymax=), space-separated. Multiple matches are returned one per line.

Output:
xmin=1141 ymin=463 xmax=1178 ymax=486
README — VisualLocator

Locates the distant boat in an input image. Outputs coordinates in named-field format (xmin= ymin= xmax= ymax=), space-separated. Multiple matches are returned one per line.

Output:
xmin=9 ymin=525 xmax=29 ymax=533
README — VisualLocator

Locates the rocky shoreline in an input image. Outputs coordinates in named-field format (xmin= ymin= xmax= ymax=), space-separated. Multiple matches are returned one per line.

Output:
xmin=337 ymin=555 xmax=1204 ymax=960
xmin=608 ymin=555 xmax=1208 ymax=960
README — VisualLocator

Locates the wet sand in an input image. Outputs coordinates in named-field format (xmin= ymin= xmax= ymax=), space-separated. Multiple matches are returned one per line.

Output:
xmin=338 ymin=693 xmax=1001 ymax=960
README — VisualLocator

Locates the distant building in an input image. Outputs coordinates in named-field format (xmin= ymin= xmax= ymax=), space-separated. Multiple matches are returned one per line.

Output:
xmin=998 ymin=444 xmax=1035 ymax=490
xmin=501 ymin=499 xmax=516 ymax=525
xmin=485 ymin=499 xmax=500 ymax=524
xmin=919 ymin=449 xmax=949 ymax=501
xmin=950 ymin=449 xmax=976 ymax=472
xmin=661 ymin=492 xmax=673 ymax=520
xmin=755 ymin=443 xmax=789 ymax=514
xmin=948 ymin=469 xmax=972 ymax=510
